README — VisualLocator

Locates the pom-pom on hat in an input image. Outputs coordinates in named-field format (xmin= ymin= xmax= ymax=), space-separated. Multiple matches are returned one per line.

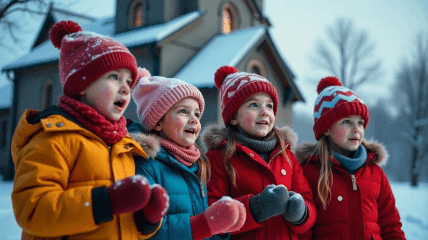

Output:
xmin=313 ymin=76 xmax=369 ymax=140
xmin=214 ymin=65 xmax=279 ymax=126
xmin=132 ymin=68 xmax=205 ymax=131
xmin=50 ymin=20 xmax=138 ymax=98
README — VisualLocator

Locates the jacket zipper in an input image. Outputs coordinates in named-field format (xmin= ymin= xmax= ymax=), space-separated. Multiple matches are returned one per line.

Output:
xmin=351 ymin=174 xmax=358 ymax=190
xmin=200 ymin=182 xmax=205 ymax=198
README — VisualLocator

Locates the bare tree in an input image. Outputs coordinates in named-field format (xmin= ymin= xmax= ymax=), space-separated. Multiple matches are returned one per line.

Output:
xmin=394 ymin=31 xmax=428 ymax=187
xmin=0 ymin=0 xmax=80 ymax=51
xmin=309 ymin=18 xmax=382 ymax=90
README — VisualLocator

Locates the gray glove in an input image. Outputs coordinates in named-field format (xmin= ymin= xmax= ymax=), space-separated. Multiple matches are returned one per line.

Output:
xmin=249 ymin=184 xmax=289 ymax=223
xmin=283 ymin=191 xmax=307 ymax=225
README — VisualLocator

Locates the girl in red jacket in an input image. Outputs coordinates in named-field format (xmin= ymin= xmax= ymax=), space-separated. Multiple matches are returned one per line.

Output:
xmin=295 ymin=76 xmax=406 ymax=239
xmin=202 ymin=66 xmax=316 ymax=240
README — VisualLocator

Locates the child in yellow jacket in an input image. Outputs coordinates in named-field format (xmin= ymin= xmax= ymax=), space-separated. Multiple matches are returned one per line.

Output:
xmin=11 ymin=20 xmax=169 ymax=240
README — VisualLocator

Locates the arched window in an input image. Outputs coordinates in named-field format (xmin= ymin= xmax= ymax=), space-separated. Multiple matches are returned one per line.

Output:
xmin=42 ymin=79 xmax=53 ymax=109
xmin=0 ymin=120 xmax=7 ymax=148
xmin=222 ymin=9 xmax=232 ymax=34
xmin=129 ymin=1 xmax=146 ymax=28
xmin=247 ymin=60 xmax=265 ymax=77
xmin=133 ymin=3 xmax=144 ymax=27
xmin=221 ymin=3 xmax=238 ymax=34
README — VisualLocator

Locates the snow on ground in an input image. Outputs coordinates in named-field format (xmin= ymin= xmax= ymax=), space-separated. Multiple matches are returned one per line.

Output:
xmin=0 ymin=180 xmax=427 ymax=239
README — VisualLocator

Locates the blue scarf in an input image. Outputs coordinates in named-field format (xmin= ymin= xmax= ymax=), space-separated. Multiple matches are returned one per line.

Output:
xmin=334 ymin=145 xmax=367 ymax=174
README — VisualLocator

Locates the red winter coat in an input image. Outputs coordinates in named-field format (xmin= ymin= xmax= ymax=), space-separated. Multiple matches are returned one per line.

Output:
xmin=295 ymin=140 xmax=406 ymax=240
xmin=202 ymin=126 xmax=316 ymax=240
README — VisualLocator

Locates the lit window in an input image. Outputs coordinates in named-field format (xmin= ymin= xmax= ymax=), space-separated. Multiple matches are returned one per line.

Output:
xmin=133 ymin=3 xmax=144 ymax=27
xmin=222 ymin=9 xmax=232 ymax=34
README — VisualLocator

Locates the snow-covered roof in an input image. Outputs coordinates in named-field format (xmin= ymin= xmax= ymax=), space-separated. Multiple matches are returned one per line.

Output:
xmin=0 ymin=80 xmax=12 ymax=109
xmin=3 ymin=9 xmax=206 ymax=71
xmin=174 ymin=25 xmax=267 ymax=88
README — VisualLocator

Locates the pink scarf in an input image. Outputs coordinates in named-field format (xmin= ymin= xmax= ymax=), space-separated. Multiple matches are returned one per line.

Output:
xmin=160 ymin=138 xmax=200 ymax=166
xmin=58 ymin=95 xmax=128 ymax=145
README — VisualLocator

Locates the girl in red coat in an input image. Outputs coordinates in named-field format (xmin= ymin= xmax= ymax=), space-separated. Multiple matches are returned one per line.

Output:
xmin=202 ymin=66 xmax=316 ymax=240
xmin=295 ymin=76 xmax=406 ymax=239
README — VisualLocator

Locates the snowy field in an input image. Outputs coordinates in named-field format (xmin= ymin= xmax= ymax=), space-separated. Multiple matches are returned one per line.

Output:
xmin=0 ymin=180 xmax=427 ymax=239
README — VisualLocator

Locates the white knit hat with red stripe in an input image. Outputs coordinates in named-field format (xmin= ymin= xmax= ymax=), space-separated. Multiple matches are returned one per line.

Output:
xmin=132 ymin=68 xmax=205 ymax=131
xmin=313 ymin=76 xmax=369 ymax=140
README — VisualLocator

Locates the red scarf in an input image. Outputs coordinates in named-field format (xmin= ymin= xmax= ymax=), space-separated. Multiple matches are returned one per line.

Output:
xmin=160 ymin=138 xmax=200 ymax=166
xmin=58 ymin=95 xmax=128 ymax=145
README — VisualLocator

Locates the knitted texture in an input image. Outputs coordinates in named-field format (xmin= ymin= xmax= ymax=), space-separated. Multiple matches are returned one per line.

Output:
xmin=283 ymin=191 xmax=307 ymax=224
xmin=190 ymin=196 xmax=246 ymax=240
xmin=214 ymin=65 xmax=279 ymax=126
xmin=160 ymin=138 xmax=200 ymax=167
xmin=141 ymin=184 xmax=170 ymax=224
xmin=249 ymin=184 xmax=289 ymax=223
xmin=107 ymin=175 xmax=151 ymax=215
xmin=50 ymin=20 xmax=138 ymax=98
xmin=313 ymin=76 xmax=369 ymax=140
xmin=132 ymin=72 xmax=205 ymax=131
xmin=58 ymin=95 xmax=127 ymax=145
xmin=334 ymin=145 xmax=368 ymax=174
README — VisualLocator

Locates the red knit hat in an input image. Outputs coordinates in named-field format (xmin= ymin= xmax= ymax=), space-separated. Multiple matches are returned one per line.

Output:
xmin=313 ymin=76 xmax=369 ymax=140
xmin=214 ymin=65 xmax=279 ymax=126
xmin=50 ymin=20 xmax=138 ymax=98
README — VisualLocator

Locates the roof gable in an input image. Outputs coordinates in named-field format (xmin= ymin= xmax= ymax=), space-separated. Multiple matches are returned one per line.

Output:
xmin=32 ymin=4 xmax=96 ymax=50
xmin=2 ymin=9 xmax=206 ymax=72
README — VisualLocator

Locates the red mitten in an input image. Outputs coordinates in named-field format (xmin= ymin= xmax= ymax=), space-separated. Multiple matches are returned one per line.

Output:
xmin=107 ymin=175 xmax=151 ymax=215
xmin=190 ymin=196 xmax=245 ymax=240
xmin=141 ymin=184 xmax=170 ymax=223
xmin=224 ymin=199 xmax=246 ymax=232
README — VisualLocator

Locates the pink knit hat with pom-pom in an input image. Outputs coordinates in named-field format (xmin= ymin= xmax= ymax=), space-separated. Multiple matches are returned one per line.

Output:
xmin=214 ymin=65 xmax=278 ymax=126
xmin=50 ymin=20 xmax=138 ymax=98
xmin=132 ymin=68 xmax=205 ymax=131
xmin=313 ymin=76 xmax=369 ymax=140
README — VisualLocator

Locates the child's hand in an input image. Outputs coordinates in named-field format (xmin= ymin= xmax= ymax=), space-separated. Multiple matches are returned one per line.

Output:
xmin=283 ymin=191 xmax=307 ymax=225
xmin=190 ymin=196 xmax=246 ymax=240
xmin=140 ymin=184 xmax=169 ymax=223
xmin=107 ymin=175 xmax=151 ymax=215
xmin=249 ymin=184 xmax=289 ymax=223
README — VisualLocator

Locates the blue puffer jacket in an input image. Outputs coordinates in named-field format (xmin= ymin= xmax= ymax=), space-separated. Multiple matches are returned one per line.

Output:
xmin=128 ymin=122 xmax=228 ymax=240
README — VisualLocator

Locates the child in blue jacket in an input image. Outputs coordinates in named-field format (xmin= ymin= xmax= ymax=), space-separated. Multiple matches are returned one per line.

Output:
xmin=128 ymin=69 xmax=246 ymax=240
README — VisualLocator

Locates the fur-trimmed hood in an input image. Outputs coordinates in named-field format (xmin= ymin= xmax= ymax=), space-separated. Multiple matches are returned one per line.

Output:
xmin=129 ymin=131 xmax=161 ymax=159
xmin=201 ymin=124 xmax=297 ymax=151
xmin=294 ymin=139 xmax=388 ymax=166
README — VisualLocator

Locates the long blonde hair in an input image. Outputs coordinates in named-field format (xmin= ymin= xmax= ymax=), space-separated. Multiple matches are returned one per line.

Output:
xmin=222 ymin=127 xmax=289 ymax=187
xmin=309 ymin=135 xmax=333 ymax=210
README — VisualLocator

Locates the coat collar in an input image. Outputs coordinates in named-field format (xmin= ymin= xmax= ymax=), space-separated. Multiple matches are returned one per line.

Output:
xmin=294 ymin=139 xmax=388 ymax=166
xmin=200 ymin=124 xmax=297 ymax=151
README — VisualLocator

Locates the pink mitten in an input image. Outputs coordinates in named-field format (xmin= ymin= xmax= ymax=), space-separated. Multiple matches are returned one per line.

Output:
xmin=141 ymin=184 xmax=170 ymax=223
xmin=190 ymin=196 xmax=245 ymax=240
xmin=224 ymin=199 xmax=246 ymax=232
xmin=107 ymin=175 xmax=151 ymax=215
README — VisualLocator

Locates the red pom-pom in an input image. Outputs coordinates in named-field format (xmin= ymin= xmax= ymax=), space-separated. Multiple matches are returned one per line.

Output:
xmin=50 ymin=20 xmax=82 ymax=49
xmin=214 ymin=65 xmax=239 ymax=89
xmin=317 ymin=76 xmax=342 ymax=94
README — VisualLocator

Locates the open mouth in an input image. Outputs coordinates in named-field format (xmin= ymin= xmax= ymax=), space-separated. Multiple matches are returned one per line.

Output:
xmin=114 ymin=99 xmax=126 ymax=108
xmin=184 ymin=129 xmax=196 ymax=134
xmin=256 ymin=121 xmax=268 ymax=125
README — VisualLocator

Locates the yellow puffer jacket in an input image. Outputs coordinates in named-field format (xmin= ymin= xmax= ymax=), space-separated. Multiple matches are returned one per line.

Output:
xmin=11 ymin=108 xmax=160 ymax=240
